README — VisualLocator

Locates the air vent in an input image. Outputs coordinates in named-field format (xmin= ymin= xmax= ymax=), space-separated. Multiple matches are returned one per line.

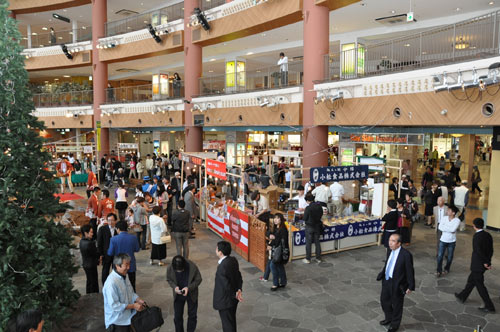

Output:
xmin=375 ymin=13 xmax=414 ymax=26
xmin=173 ymin=34 xmax=181 ymax=46
xmin=116 ymin=68 xmax=140 ymax=73
xmin=82 ymin=52 xmax=90 ymax=62
xmin=115 ymin=9 xmax=139 ymax=16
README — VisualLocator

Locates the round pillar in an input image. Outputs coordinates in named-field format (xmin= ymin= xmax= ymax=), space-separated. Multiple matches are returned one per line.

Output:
xmin=92 ymin=0 xmax=109 ymax=157
xmin=184 ymin=0 xmax=203 ymax=152
xmin=302 ymin=1 xmax=329 ymax=170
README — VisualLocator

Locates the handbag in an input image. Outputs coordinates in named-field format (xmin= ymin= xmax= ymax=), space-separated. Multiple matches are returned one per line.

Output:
xmin=401 ymin=216 xmax=411 ymax=228
xmin=271 ymin=245 xmax=283 ymax=264
xmin=160 ymin=231 xmax=171 ymax=244
xmin=281 ymin=238 xmax=290 ymax=264
xmin=131 ymin=304 xmax=164 ymax=332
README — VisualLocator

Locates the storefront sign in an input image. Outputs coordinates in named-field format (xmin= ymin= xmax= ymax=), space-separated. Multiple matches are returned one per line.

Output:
xmin=117 ymin=143 xmax=139 ymax=149
xmin=83 ymin=145 xmax=93 ymax=154
xmin=348 ymin=133 xmax=424 ymax=146
xmin=56 ymin=146 xmax=81 ymax=153
xmin=340 ymin=147 xmax=354 ymax=166
xmin=310 ymin=165 xmax=369 ymax=183
xmin=274 ymin=149 xmax=301 ymax=158
xmin=181 ymin=152 xmax=217 ymax=166
xmin=206 ymin=159 xmax=227 ymax=180
xmin=225 ymin=206 xmax=249 ymax=254
xmin=203 ymin=140 xmax=226 ymax=150
xmin=293 ymin=219 xmax=382 ymax=246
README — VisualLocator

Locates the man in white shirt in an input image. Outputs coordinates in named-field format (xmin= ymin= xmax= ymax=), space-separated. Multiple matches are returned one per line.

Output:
xmin=145 ymin=154 xmax=154 ymax=178
xmin=284 ymin=168 xmax=292 ymax=189
xmin=328 ymin=181 xmax=344 ymax=217
xmin=433 ymin=197 xmax=448 ymax=254
xmin=277 ymin=52 xmax=288 ymax=86
xmin=436 ymin=206 xmax=461 ymax=277
xmin=251 ymin=190 xmax=269 ymax=219
xmin=453 ymin=180 xmax=469 ymax=231
xmin=293 ymin=185 xmax=308 ymax=212
xmin=311 ymin=182 xmax=331 ymax=208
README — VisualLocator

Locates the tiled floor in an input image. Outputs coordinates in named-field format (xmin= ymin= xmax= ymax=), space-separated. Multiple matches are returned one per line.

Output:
xmin=65 ymin=214 xmax=500 ymax=332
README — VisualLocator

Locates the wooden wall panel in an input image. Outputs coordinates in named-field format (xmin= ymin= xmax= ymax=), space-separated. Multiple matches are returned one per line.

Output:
xmin=195 ymin=103 xmax=301 ymax=127
xmin=10 ymin=0 xmax=90 ymax=14
xmin=99 ymin=31 xmax=183 ymax=63
xmin=26 ymin=51 xmax=92 ymax=71
xmin=315 ymin=0 xmax=360 ymax=10
xmin=192 ymin=0 xmax=303 ymax=47
xmin=314 ymin=91 xmax=500 ymax=126
xmin=39 ymin=115 xmax=93 ymax=129
xmin=100 ymin=112 xmax=183 ymax=128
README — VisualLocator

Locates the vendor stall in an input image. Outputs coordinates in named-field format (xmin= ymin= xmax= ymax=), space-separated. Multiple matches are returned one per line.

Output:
xmin=287 ymin=164 xmax=383 ymax=260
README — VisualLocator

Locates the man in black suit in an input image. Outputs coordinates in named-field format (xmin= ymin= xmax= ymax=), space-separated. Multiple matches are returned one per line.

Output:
xmin=455 ymin=218 xmax=495 ymax=313
xmin=303 ymin=193 xmax=324 ymax=264
xmin=213 ymin=241 xmax=243 ymax=332
xmin=381 ymin=200 xmax=399 ymax=249
xmin=97 ymin=213 xmax=117 ymax=285
xmin=377 ymin=233 xmax=415 ymax=332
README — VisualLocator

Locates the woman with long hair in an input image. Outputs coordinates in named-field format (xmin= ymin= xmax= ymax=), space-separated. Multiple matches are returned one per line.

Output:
xmin=269 ymin=213 xmax=289 ymax=291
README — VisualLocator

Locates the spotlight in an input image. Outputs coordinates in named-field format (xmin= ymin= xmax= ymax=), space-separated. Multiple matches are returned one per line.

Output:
xmin=258 ymin=97 xmax=269 ymax=107
xmin=433 ymin=73 xmax=448 ymax=93
xmin=440 ymin=109 xmax=448 ymax=115
xmin=462 ymin=69 xmax=479 ymax=90
xmin=194 ymin=8 xmax=211 ymax=31
xmin=206 ymin=102 xmax=216 ymax=110
xmin=193 ymin=104 xmax=201 ymax=111
xmin=60 ymin=44 xmax=73 ymax=60
xmin=147 ymin=24 xmax=162 ymax=43
xmin=328 ymin=91 xmax=344 ymax=102
xmin=447 ymin=71 xmax=464 ymax=91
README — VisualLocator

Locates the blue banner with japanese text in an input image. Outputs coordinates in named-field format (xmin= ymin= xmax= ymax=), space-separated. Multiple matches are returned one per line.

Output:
xmin=292 ymin=219 xmax=382 ymax=246
xmin=309 ymin=165 xmax=369 ymax=183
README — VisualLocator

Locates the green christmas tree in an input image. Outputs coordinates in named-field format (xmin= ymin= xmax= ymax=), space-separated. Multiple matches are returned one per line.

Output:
xmin=0 ymin=2 xmax=79 ymax=330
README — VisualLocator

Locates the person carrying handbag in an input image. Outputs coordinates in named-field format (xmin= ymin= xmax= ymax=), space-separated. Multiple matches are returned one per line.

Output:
xmin=268 ymin=213 xmax=289 ymax=291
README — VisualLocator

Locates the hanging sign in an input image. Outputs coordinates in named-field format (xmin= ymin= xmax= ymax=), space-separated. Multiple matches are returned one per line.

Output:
xmin=206 ymin=159 xmax=227 ymax=180
xmin=310 ymin=165 xmax=369 ymax=183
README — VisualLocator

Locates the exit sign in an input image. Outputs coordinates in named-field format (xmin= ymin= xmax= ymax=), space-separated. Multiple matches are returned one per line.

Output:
xmin=407 ymin=12 xmax=414 ymax=22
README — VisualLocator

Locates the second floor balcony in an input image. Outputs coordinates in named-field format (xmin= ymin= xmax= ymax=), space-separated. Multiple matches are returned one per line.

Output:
xmin=21 ymin=27 xmax=91 ymax=49
xmin=105 ymin=82 xmax=185 ymax=104
xmin=323 ymin=10 xmax=500 ymax=82
xmin=199 ymin=61 xmax=303 ymax=96
xmin=33 ymin=90 xmax=93 ymax=108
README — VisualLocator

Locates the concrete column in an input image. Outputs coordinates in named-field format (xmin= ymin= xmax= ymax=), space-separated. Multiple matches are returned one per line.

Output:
xmin=27 ymin=24 xmax=32 ymax=49
xmin=302 ymin=0 xmax=329 ymax=173
xmin=184 ymin=0 xmax=203 ymax=152
xmin=487 ymin=149 xmax=500 ymax=228
xmin=72 ymin=20 xmax=78 ymax=43
xmin=92 ymin=0 xmax=109 ymax=158
xmin=458 ymin=134 xmax=475 ymax=184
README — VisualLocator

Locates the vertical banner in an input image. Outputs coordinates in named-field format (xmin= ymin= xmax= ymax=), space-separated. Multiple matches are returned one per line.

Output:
xmin=207 ymin=204 xmax=225 ymax=237
xmin=225 ymin=206 xmax=249 ymax=254
xmin=206 ymin=159 xmax=227 ymax=180
xmin=96 ymin=121 xmax=101 ymax=152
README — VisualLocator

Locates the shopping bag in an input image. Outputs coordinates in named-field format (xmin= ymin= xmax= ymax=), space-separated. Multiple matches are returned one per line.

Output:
xmin=131 ymin=304 xmax=164 ymax=332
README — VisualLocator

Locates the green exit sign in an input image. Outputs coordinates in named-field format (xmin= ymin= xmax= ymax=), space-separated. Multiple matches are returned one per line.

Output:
xmin=407 ymin=12 xmax=414 ymax=22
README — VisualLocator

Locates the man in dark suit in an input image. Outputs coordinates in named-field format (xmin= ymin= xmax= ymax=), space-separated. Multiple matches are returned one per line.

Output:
xmin=377 ymin=233 xmax=415 ymax=332
xmin=381 ymin=200 xmax=399 ymax=249
xmin=107 ymin=221 xmax=141 ymax=292
xmin=97 ymin=213 xmax=117 ymax=285
xmin=303 ymin=193 xmax=324 ymax=264
xmin=455 ymin=218 xmax=495 ymax=313
xmin=213 ymin=241 xmax=243 ymax=332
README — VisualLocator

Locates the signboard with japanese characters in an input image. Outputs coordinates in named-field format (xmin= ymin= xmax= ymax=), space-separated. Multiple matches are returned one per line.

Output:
xmin=293 ymin=219 xmax=382 ymax=246
xmin=206 ymin=159 xmax=227 ymax=180
xmin=309 ymin=165 xmax=369 ymax=184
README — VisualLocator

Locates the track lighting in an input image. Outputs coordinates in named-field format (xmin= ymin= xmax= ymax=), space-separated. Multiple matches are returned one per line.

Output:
xmin=447 ymin=71 xmax=464 ymax=91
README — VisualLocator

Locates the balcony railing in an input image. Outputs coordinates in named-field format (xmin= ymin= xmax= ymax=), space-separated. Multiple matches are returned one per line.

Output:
xmin=105 ymin=3 xmax=184 ymax=37
xmin=199 ymin=61 xmax=303 ymax=96
xmin=198 ymin=0 xmax=226 ymax=11
xmin=324 ymin=10 xmax=500 ymax=82
xmin=105 ymin=82 xmax=185 ymax=103
xmin=33 ymin=90 xmax=93 ymax=108
xmin=21 ymin=28 xmax=92 ymax=49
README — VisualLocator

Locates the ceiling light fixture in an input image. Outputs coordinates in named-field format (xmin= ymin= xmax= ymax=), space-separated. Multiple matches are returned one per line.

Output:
xmin=455 ymin=37 xmax=469 ymax=50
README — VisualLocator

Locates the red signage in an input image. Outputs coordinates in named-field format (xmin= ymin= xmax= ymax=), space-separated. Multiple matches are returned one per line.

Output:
xmin=225 ymin=206 xmax=249 ymax=254
xmin=206 ymin=159 xmax=226 ymax=180
xmin=180 ymin=153 xmax=203 ymax=166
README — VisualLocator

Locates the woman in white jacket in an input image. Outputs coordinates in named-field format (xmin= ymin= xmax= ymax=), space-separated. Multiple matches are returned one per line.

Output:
xmin=149 ymin=205 xmax=168 ymax=266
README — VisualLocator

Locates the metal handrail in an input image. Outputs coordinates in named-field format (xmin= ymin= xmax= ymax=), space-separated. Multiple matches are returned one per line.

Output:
xmin=104 ymin=82 xmax=185 ymax=103
xmin=198 ymin=60 xmax=303 ymax=96
xmin=323 ymin=10 xmax=500 ymax=82
xmin=32 ymin=90 xmax=94 ymax=108
xmin=105 ymin=3 xmax=184 ymax=37
xmin=21 ymin=27 xmax=92 ymax=49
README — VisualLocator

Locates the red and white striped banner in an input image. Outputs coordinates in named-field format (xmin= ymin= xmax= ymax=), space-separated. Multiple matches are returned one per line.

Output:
xmin=207 ymin=209 xmax=225 ymax=238
xmin=225 ymin=206 xmax=249 ymax=254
